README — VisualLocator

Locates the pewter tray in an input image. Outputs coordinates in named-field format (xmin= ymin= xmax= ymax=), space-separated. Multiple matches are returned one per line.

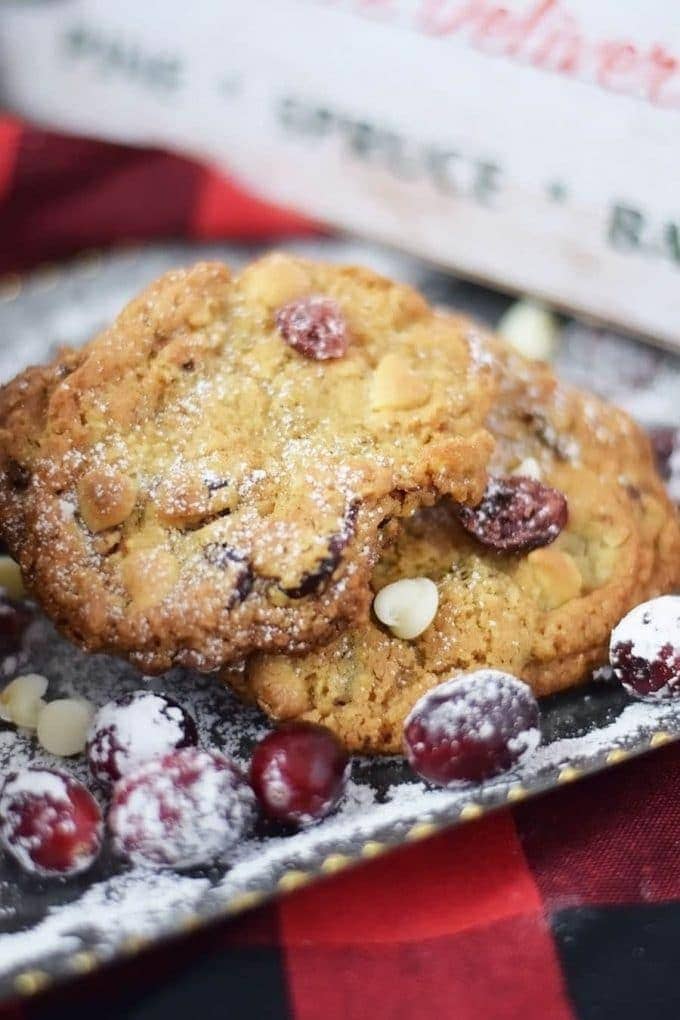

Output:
xmin=0 ymin=241 xmax=678 ymax=1004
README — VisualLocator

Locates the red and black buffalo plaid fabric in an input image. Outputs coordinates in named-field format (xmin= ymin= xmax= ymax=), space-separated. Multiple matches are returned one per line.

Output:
xmin=1 ymin=116 xmax=680 ymax=1020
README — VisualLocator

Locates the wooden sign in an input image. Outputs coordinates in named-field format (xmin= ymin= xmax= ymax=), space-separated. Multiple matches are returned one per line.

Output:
xmin=2 ymin=0 xmax=679 ymax=349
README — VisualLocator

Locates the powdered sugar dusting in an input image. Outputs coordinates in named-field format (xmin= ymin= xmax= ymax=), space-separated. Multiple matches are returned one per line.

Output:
xmin=0 ymin=871 xmax=209 ymax=976
xmin=1 ymin=767 xmax=71 ymax=805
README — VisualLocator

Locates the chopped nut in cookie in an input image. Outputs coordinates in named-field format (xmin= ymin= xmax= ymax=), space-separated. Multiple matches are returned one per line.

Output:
xmin=78 ymin=469 xmax=137 ymax=533
xmin=370 ymin=354 xmax=432 ymax=412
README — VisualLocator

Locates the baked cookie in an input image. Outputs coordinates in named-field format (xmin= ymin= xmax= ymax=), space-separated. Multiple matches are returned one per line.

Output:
xmin=0 ymin=256 xmax=495 ymax=672
xmin=236 ymin=328 xmax=680 ymax=752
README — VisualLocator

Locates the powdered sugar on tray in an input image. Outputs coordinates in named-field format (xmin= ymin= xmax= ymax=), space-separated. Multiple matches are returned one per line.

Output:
xmin=1 ymin=607 xmax=678 ymax=981
xmin=0 ymin=871 xmax=210 ymax=975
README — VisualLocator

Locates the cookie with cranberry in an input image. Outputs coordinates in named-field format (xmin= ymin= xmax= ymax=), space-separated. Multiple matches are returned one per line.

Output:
xmin=231 ymin=329 xmax=680 ymax=753
xmin=0 ymin=255 xmax=494 ymax=671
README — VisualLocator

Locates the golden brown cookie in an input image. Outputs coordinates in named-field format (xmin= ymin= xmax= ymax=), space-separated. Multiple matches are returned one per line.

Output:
xmin=0 ymin=256 xmax=495 ymax=672
xmin=236 ymin=328 xmax=680 ymax=753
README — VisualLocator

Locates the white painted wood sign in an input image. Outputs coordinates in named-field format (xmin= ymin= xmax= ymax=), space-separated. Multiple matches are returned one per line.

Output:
xmin=2 ymin=0 xmax=679 ymax=349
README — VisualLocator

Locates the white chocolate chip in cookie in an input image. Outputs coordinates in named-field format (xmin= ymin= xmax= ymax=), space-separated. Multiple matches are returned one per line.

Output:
xmin=373 ymin=577 xmax=439 ymax=639
xmin=239 ymin=253 xmax=311 ymax=309
xmin=370 ymin=354 xmax=432 ymax=412
xmin=37 ymin=698 xmax=95 ymax=756
xmin=521 ymin=547 xmax=583 ymax=610
xmin=0 ymin=673 xmax=48 ymax=729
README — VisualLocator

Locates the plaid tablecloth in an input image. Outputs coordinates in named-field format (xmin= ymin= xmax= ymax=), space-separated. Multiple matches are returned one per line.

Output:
xmin=1 ymin=116 xmax=679 ymax=1020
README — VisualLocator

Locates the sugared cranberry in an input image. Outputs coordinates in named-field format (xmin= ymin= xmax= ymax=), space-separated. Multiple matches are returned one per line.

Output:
xmin=276 ymin=296 xmax=349 ymax=360
xmin=453 ymin=476 xmax=567 ymax=552
xmin=250 ymin=722 xmax=350 ymax=827
xmin=0 ymin=767 xmax=103 ymax=877
xmin=610 ymin=596 xmax=680 ymax=699
xmin=0 ymin=597 xmax=32 ymax=656
xmin=403 ymin=670 xmax=540 ymax=787
xmin=86 ymin=690 xmax=198 ymax=788
xmin=109 ymin=747 xmax=256 ymax=868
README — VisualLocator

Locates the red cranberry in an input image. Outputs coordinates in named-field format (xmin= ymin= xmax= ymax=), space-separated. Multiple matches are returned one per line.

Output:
xmin=453 ymin=476 xmax=568 ymax=552
xmin=250 ymin=722 xmax=350 ymax=827
xmin=86 ymin=690 xmax=198 ymax=788
xmin=0 ymin=597 xmax=32 ymax=656
xmin=109 ymin=747 xmax=256 ymax=868
xmin=610 ymin=596 xmax=680 ymax=699
xmin=276 ymin=296 xmax=349 ymax=360
xmin=404 ymin=670 xmax=540 ymax=787
xmin=0 ymin=767 xmax=103 ymax=877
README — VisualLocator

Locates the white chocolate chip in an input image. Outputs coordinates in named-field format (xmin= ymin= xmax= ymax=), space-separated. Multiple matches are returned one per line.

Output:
xmin=373 ymin=577 xmax=439 ymax=640
xmin=0 ymin=673 xmax=48 ymax=729
xmin=497 ymin=299 xmax=559 ymax=362
xmin=512 ymin=457 xmax=542 ymax=481
xmin=0 ymin=556 xmax=25 ymax=601
xmin=37 ymin=698 xmax=95 ymax=757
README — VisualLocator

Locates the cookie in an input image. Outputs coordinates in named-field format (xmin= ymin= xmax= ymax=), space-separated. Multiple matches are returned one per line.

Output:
xmin=235 ymin=328 xmax=680 ymax=753
xmin=0 ymin=256 xmax=495 ymax=672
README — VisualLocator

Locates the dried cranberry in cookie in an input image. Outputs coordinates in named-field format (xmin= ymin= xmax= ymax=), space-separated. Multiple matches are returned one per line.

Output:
xmin=87 ymin=691 xmax=198 ymax=788
xmin=276 ymin=296 xmax=348 ymax=360
xmin=0 ymin=596 xmax=32 ymax=656
xmin=610 ymin=596 xmax=680 ymax=699
xmin=250 ymin=723 xmax=349 ymax=826
xmin=403 ymin=670 xmax=540 ymax=786
xmin=0 ymin=767 xmax=103 ymax=877
xmin=452 ymin=476 xmax=567 ymax=552
xmin=109 ymin=747 xmax=256 ymax=868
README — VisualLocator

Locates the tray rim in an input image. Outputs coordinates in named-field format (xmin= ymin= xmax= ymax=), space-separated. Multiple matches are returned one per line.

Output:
xmin=2 ymin=722 xmax=677 ymax=1005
